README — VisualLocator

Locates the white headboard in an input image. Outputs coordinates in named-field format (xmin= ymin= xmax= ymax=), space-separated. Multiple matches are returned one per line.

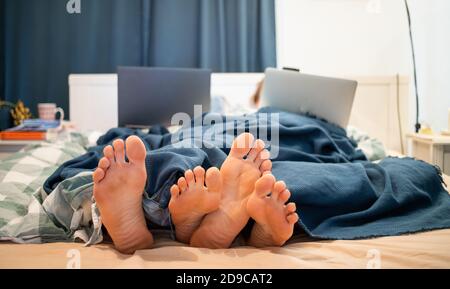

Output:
xmin=348 ymin=75 xmax=410 ymax=154
xmin=69 ymin=73 xmax=410 ymax=152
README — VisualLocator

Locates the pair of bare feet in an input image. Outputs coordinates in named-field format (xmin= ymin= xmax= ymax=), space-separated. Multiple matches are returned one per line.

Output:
xmin=93 ymin=133 xmax=298 ymax=254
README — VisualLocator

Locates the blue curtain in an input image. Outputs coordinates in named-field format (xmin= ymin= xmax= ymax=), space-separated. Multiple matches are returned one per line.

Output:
xmin=0 ymin=0 xmax=276 ymax=119
xmin=1 ymin=0 xmax=4 ymax=106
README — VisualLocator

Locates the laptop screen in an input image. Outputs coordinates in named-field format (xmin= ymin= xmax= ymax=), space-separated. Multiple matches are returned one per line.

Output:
xmin=118 ymin=67 xmax=211 ymax=127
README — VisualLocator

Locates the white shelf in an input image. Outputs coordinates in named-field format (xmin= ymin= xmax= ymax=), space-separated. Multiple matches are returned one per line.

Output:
xmin=406 ymin=133 xmax=450 ymax=175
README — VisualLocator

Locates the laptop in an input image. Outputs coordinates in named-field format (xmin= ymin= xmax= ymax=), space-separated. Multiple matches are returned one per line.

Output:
xmin=260 ymin=68 xmax=357 ymax=128
xmin=118 ymin=67 xmax=211 ymax=127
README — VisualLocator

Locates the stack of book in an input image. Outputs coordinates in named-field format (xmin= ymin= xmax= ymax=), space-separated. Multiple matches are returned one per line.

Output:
xmin=0 ymin=119 xmax=60 ymax=141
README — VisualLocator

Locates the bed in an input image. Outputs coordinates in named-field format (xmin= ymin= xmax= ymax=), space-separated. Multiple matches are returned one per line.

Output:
xmin=1 ymin=213 xmax=450 ymax=269
xmin=1 ymin=74 xmax=450 ymax=269
xmin=1 ymin=134 xmax=449 ymax=269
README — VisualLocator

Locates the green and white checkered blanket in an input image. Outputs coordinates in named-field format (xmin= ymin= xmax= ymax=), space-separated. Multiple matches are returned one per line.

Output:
xmin=0 ymin=134 xmax=90 ymax=243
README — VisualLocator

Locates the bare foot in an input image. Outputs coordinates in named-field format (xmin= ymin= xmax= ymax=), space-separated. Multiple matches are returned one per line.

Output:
xmin=169 ymin=166 xmax=222 ymax=243
xmin=92 ymin=136 xmax=153 ymax=254
xmin=190 ymin=133 xmax=273 ymax=248
xmin=247 ymin=174 xmax=299 ymax=247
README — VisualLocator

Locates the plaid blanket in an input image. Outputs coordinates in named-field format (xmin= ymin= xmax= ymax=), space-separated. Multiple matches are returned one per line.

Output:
xmin=0 ymin=136 xmax=87 ymax=243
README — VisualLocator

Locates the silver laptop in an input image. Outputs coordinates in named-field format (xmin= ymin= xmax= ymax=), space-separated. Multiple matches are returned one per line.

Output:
xmin=261 ymin=68 xmax=357 ymax=128
xmin=118 ymin=67 xmax=211 ymax=127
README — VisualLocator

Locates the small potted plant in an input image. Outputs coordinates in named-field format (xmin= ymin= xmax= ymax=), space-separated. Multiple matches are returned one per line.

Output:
xmin=0 ymin=100 xmax=33 ymax=131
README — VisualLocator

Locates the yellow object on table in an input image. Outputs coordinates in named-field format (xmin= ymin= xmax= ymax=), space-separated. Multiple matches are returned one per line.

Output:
xmin=419 ymin=125 xmax=433 ymax=135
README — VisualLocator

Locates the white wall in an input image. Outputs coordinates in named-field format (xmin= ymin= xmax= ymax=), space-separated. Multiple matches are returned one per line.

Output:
xmin=276 ymin=0 xmax=412 ymax=76
xmin=409 ymin=0 xmax=450 ymax=133
xmin=276 ymin=0 xmax=450 ymax=132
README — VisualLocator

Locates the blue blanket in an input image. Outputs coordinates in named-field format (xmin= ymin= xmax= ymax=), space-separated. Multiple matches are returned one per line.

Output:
xmin=44 ymin=108 xmax=450 ymax=239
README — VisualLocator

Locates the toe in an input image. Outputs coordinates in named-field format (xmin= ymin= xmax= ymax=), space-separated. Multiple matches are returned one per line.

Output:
xmin=287 ymin=213 xmax=299 ymax=224
xmin=278 ymin=189 xmax=291 ymax=203
xmin=125 ymin=135 xmax=146 ymax=164
xmin=98 ymin=157 xmax=110 ymax=170
xmin=103 ymin=145 xmax=115 ymax=164
xmin=93 ymin=168 xmax=105 ymax=183
xmin=246 ymin=139 xmax=265 ymax=162
xmin=193 ymin=166 xmax=205 ymax=186
xmin=185 ymin=170 xmax=195 ymax=187
xmin=259 ymin=159 xmax=272 ymax=174
xmin=113 ymin=139 xmax=125 ymax=163
xmin=285 ymin=202 xmax=296 ymax=214
xmin=177 ymin=177 xmax=188 ymax=192
xmin=170 ymin=185 xmax=180 ymax=199
xmin=255 ymin=149 xmax=271 ymax=168
xmin=254 ymin=174 xmax=276 ymax=198
xmin=205 ymin=167 xmax=222 ymax=193
xmin=230 ymin=133 xmax=254 ymax=159
xmin=272 ymin=181 xmax=286 ymax=200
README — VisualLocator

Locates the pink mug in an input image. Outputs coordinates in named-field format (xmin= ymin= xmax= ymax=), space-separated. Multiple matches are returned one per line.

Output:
xmin=38 ymin=103 xmax=64 ymax=121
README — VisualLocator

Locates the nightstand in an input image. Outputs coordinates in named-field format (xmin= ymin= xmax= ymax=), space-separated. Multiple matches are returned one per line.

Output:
xmin=0 ymin=140 xmax=44 ymax=160
xmin=406 ymin=133 xmax=450 ymax=175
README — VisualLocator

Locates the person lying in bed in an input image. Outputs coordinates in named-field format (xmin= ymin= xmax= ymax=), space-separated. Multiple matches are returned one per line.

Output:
xmin=92 ymin=133 xmax=299 ymax=254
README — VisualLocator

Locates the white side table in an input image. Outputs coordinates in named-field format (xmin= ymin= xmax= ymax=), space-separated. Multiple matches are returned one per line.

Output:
xmin=406 ymin=133 xmax=450 ymax=175
xmin=0 ymin=140 xmax=44 ymax=160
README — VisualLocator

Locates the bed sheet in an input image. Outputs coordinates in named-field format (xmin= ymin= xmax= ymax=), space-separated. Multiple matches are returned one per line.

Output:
xmin=1 ymin=175 xmax=449 ymax=269
xmin=1 ymin=228 xmax=449 ymax=269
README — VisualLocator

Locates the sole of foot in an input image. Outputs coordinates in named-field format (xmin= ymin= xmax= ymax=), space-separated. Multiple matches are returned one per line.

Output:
xmin=169 ymin=166 xmax=222 ymax=243
xmin=93 ymin=136 xmax=153 ymax=254
xmin=190 ymin=133 xmax=273 ymax=249
xmin=247 ymin=174 xmax=299 ymax=247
